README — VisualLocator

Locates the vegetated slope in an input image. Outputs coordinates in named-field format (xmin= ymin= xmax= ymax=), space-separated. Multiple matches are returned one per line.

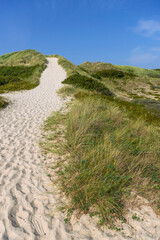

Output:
xmin=0 ymin=49 xmax=46 ymax=94
xmin=0 ymin=49 xmax=45 ymax=66
xmin=51 ymin=55 xmax=114 ymax=97
xmin=42 ymin=55 xmax=160 ymax=226
xmin=80 ymin=61 xmax=160 ymax=116
xmin=80 ymin=62 xmax=160 ymax=96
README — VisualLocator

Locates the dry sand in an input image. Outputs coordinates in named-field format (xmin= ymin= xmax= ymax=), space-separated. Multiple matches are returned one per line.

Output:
xmin=0 ymin=58 xmax=160 ymax=240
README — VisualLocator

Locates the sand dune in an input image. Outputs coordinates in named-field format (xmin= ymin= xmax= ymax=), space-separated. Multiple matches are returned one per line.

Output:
xmin=0 ymin=58 xmax=160 ymax=240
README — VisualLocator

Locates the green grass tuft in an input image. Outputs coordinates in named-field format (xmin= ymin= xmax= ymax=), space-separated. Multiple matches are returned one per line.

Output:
xmin=0 ymin=96 xmax=8 ymax=108
xmin=94 ymin=69 xmax=125 ymax=78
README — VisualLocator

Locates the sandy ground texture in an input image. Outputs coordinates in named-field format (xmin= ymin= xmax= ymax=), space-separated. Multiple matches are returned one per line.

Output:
xmin=0 ymin=58 xmax=160 ymax=240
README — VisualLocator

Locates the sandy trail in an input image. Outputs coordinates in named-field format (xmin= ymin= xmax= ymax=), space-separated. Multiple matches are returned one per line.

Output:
xmin=0 ymin=58 xmax=160 ymax=240
xmin=0 ymin=58 xmax=69 ymax=240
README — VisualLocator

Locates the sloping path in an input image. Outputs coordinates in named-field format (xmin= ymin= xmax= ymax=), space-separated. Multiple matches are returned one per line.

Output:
xmin=0 ymin=58 xmax=160 ymax=240
xmin=0 ymin=58 xmax=70 ymax=240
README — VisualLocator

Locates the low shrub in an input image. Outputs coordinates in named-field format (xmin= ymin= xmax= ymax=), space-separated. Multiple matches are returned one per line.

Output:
xmin=91 ymin=74 xmax=102 ymax=79
xmin=95 ymin=69 xmax=125 ymax=78
xmin=62 ymin=74 xmax=114 ymax=96
xmin=153 ymin=69 xmax=160 ymax=72
xmin=147 ymin=73 xmax=160 ymax=78
xmin=0 ymin=65 xmax=38 ymax=85
xmin=94 ymin=69 xmax=137 ymax=79
xmin=0 ymin=64 xmax=46 ymax=92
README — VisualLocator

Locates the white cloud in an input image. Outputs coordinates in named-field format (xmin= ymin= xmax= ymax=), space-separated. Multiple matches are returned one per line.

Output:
xmin=127 ymin=46 xmax=159 ymax=67
xmin=134 ymin=20 xmax=160 ymax=38
xmin=150 ymin=47 xmax=160 ymax=52
xmin=128 ymin=53 xmax=158 ymax=65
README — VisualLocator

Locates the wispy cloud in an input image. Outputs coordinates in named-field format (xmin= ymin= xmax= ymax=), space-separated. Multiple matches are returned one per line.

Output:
xmin=127 ymin=46 xmax=159 ymax=67
xmin=150 ymin=47 xmax=160 ymax=52
xmin=128 ymin=52 xmax=158 ymax=65
xmin=134 ymin=20 xmax=160 ymax=38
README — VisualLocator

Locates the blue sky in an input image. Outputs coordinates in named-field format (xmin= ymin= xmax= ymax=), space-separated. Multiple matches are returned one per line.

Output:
xmin=1 ymin=0 xmax=160 ymax=68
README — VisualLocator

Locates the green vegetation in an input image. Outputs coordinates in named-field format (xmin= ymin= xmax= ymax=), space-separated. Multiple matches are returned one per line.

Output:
xmin=0 ymin=50 xmax=46 ymax=93
xmin=115 ymin=64 xmax=160 ymax=78
xmin=41 ymin=54 xmax=160 ymax=227
xmin=94 ymin=69 xmax=136 ymax=79
xmin=93 ymin=69 xmax=125 ymax=78
xmin=62 ymin=74 xmax=114 ymax=96
xmin=134 ymin=99 xmax=160 ymax=117
xmin=56 ymin=56 xmax=160 ymax=120
xmin=0 ymin=65 xmax=42 ymax=92
xmin=0 ymin=49 xmax=45 ymax=66
xmin=132 ymin=214 xmax=141 ymax=221
xmin=80 ymin=61 xmax=118 ymax=74
xmin=108 ymin=97 xmax=160 ymax=127
xmin=0 ymin=96 xmax=8 ymax=108
xmin=57 ymin=85 xmax=78 ymax=97
xmin=43 ymin=97 xmax=160 ymax=225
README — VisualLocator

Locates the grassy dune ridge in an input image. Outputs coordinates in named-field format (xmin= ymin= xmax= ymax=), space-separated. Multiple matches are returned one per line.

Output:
xmin=0 ymin=49 xmax=46 ymax=107
xmin=42 ymin=55 xmax=160 ymax=226
xmin=80 ymin=61 xmax=160 ymax=101
xmin=0 ymin=49 xmax=45 ymax=66
xmin=0 ymin=49 xmax=46 ymax=94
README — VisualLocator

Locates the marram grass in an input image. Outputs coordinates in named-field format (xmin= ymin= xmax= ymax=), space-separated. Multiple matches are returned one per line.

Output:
xmin=43 ymin=97 xmax=160 ymax=225
xmin=0 ymin=50 xmax=46 ymax=93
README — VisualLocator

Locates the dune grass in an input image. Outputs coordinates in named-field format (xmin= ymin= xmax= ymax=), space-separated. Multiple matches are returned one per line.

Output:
xmin=41 ymin=55 xmax=160 ymax=226
xmin=81 ymin=61 xmax=160 ymax=79
xmin=80 ymin=61 xmax=160 ymax=109
xmin=56 ymin=56 xmax=160 ymax=122
xmin=43 ymin=96 xmax=160 ymax=225
xmin=79 ymin=61 xmax=118 ymax=74
xmin=115 ymin=64 xmax=160 ymax=78
xmin=0 ymin=50 xmax=46 ymax=93
xmin=62 ymin=74 xmax=114 ymax=96
xmin=0 ymin=49 xmax=45 ymax=66
xmin=0 ymin=96 xmax=8 ymax=108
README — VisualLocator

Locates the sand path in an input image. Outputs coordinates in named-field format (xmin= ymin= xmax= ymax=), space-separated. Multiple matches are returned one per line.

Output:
xmin=0 ymin=58 xmax=160 ymax=240
xmin=0 ymin=58 xmax=69 ymax=240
